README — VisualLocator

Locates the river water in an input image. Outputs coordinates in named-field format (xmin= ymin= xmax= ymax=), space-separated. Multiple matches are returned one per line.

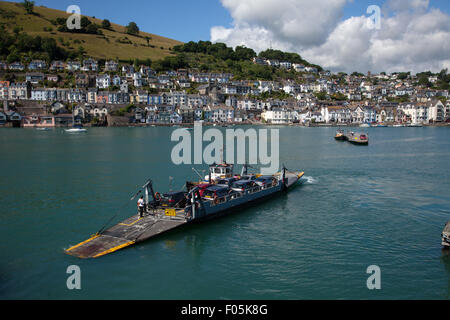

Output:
xmin=0 ymin=126 xmax=449 ymax=299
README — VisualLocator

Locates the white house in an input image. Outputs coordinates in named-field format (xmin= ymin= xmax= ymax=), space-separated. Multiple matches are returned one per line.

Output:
xmin=261 ymin=108 xmax=295 ymax=124
xmin=96 ymin=74 xmax=111 ymax=89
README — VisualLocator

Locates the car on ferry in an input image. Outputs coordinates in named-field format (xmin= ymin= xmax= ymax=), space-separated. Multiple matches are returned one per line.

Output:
xmin=216 ymin=177 xmax=238 ymax=187
xmin=197 ymin=183 xmax=213 ymax=197
xmin=254 ymin=176 xmax=277 ymax=187
xmin=239 ymin=175 xmax=258 ymax=182
xmin=161 ymin=191 xmax=187 ymax=208
xmin=203 ymin=185 xmax=231 ymax=200
xmin=231 ymin=180 xmax=257 ymax=193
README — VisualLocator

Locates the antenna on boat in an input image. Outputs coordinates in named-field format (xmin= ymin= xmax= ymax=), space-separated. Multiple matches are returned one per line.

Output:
xmin=192 ymin=168 xmax=204 ymax=181
xmin=168 ymin=176 xmax=174 ymax=192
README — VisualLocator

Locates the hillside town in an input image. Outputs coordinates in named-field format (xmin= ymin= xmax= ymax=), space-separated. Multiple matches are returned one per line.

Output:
xmin=0 ymin=57 xmax=449 ymax=128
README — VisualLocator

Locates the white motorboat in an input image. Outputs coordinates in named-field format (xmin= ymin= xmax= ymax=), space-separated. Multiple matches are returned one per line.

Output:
xmin=65 ymin=128 xmax=87 ymax=133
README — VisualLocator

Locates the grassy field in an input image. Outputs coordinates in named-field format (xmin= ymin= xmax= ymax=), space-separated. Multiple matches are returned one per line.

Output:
xmin=0 ymin=1 xmax=183 ymax=61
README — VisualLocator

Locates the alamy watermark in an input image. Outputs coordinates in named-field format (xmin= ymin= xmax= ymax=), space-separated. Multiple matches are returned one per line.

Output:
xmin=66 ymin=265 xmax=81 ymax=290
xmin=367 ymin=5 xmax=381 ymax=30
xmin=366 ymin=265 xmax=381 ymax=290
xmin=171 ymin=122 xmax=280 ymax=175
xmin=66 ymin=5 xmax=81 ymax=30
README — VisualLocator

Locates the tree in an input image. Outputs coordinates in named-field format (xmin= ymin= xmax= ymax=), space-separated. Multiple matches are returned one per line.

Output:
xmin=418 ymin=76 xmax=432 ymax=88
xmin=22 ymin=0 xmax=35 ymax=14
xmin=80 ymin=17 xmax=92 ymax=29
xmin=145 ymin=36 xmax=152 ymax=46
xmin=102 ymin=19 xmax=111 ymax=30
xmin=126 ymin=22 xmax=139 ymax=35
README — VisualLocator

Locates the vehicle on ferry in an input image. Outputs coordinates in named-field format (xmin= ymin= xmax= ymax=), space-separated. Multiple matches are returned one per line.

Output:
xmin=254 ymin=176 xmax=277 ymax=187
xmin=203 ymin=185 xmax=231 ymax=200
xmin=160 ymin=191 xmax=187 ymax=208
xmin=216 ymin=177 xmax=238 ymax=187
xmin=231 ymin=180 xmax=257 ymax=193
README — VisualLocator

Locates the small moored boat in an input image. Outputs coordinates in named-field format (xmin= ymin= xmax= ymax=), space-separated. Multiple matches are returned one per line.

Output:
xmin=65 ymin=127 xmax=87 ymax=133
xmin=442 ymin=221 xmax=450 ymax=248
xmin=66 ymin=124 xmax=87 ymax=133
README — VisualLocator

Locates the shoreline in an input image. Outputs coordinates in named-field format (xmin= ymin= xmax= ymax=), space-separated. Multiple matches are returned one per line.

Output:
xmin=1 ymin=122 xmax=449 ymax=129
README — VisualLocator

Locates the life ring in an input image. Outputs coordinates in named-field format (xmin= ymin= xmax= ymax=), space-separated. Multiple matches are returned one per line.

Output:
xmin=154 ymin=192 xmax=161 ymax=201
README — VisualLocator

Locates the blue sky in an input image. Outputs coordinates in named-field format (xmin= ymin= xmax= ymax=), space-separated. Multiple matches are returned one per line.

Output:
xmin=8 ymin=0 xmax=450 ymax=72
xmin=14 ymin=0 xmax=233 ymax=42
xmin=11 ymin=0 xmax=450 ymax=42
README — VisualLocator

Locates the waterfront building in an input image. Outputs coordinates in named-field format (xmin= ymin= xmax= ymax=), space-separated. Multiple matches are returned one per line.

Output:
xmin=0 ymin=81 xmax=10 ymax=100
xmin=261 ymin=107 xmax=296 ymax=124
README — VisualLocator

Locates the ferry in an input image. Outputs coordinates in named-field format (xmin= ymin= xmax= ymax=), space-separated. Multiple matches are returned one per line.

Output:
xmin=334 ymin=129 xmax=347 ymax=141
xmin=65 ymin=163 xmax=305 ymax=259
xmin=346 ymin=131 xmax=369 ymax=145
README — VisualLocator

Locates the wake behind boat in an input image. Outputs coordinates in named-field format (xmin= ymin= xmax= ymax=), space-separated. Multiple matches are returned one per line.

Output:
xmin=65 ymin=163 xmax=304 ymax=259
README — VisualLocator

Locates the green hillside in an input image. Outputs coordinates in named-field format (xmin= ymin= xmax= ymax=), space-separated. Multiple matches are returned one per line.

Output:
xmin=0 ymin=1 xmax=182 ymax=62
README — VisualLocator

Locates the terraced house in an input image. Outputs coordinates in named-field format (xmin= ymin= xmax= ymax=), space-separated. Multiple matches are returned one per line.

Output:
xmin=8 ymin=83 xmax=31 ymax=100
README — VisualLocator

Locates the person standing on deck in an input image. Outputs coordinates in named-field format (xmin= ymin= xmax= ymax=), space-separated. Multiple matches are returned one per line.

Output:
xmin=137 ymin=196 xmax=145 ymax=218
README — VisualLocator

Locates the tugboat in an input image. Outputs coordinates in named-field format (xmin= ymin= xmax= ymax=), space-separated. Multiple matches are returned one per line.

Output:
xmin=442 ymin=221 xmax=450 ymax=248
xmin=346 ymin=131 xmax=369 ymax=145
xmin=334 ymin=129 xmax=347 ymax=141
xmin=65 ymin=163 xmax=305 ymax=259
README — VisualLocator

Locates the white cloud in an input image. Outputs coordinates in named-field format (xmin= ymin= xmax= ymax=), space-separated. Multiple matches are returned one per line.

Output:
xmin=213 ymin=0 xmax=348 ymax=50
xmin=211 ymin=0 xmax=450 ymax=73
